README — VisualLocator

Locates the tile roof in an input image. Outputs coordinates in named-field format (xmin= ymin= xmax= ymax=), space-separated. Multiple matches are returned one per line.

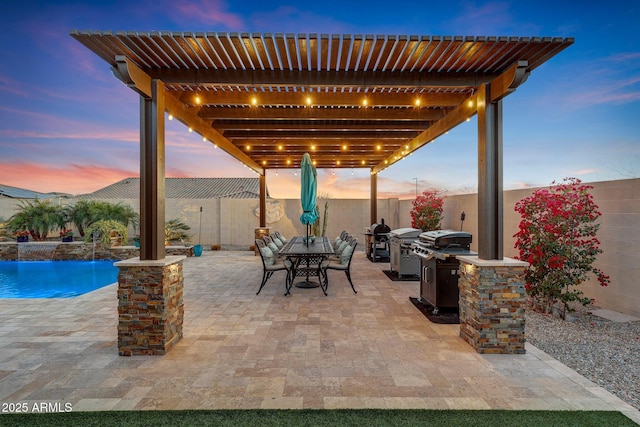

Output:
xmin=79 ymin=178 xmax=266 ymax=199
xmin=0 ymin=184 xmax=70 ymax=199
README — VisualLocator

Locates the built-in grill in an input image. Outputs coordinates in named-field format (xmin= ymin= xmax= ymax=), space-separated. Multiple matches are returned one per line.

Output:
xmin=364 ymin=219 xmax=391 ymax=262
xmin=412 ymin=230 xmax=476 ymax=313
xmin=389 ymin=228 xmax=422 ymax=277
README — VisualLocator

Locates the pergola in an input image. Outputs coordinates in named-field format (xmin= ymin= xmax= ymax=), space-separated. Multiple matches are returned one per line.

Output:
xmin=71 ymin=31 xmax=572 ymax=261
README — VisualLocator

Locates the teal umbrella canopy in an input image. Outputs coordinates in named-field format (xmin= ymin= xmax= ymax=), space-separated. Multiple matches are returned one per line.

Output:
xmin=299 ymin=153 xmax=318 ymax=226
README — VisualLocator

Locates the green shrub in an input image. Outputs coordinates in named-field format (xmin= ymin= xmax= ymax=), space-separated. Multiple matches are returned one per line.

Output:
xmin=83 ymin=219 xmax=129 ymax=247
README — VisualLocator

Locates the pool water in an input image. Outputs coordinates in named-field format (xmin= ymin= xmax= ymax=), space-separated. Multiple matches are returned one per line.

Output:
xmin=0 ymin=261 xmax=118 ymax=298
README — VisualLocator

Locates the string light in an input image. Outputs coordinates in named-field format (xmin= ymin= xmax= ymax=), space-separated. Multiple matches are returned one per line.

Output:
xmin=188 ymin=127 xmax=193 ymax=133
xmin=168 ymin=114 xmax=173 ymax=120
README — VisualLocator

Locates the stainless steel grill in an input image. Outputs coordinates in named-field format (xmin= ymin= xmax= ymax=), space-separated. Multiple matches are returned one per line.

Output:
xmin=412 ymin=230 xmax=475 ymax=313
xmin=389 ymin=228 xmax=421 ymax=277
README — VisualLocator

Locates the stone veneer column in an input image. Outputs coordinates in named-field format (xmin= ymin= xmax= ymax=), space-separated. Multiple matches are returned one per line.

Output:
xmin=457 ymin=256 xmax=529 ymax=354
xmin=115 ymin=256 xmax=186 ymax=356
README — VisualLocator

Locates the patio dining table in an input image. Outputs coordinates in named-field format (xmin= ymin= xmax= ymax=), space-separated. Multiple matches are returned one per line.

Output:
xmin=278 ymin=236 xmax=335 ymax=296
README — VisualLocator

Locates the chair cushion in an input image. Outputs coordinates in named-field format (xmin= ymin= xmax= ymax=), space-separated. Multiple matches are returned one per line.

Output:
xmin=259 ymin=246 xmax=275 ymax=266
xmin=341 ymin=245 xmax=354 ymax=265
xmin=336 ymin=241 xmax=348 ymax=254
xmin=267 ymin=242 xmax=279 ymax=254
xmin=277 ymin=234 xmax=288 ymax=243
xmin=273 ymin=237 xmax=284 ymax=248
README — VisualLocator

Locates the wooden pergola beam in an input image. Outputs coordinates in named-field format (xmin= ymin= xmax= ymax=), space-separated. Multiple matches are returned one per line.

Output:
xmin=164 ymin=94 xmax=264 ymax=175
xmin=176 ymin=90 xmax=467 ymax=108
xmin=371 ymin=61 xmax=529 ymax=174
xmin=198 ymin=106 xmax=447 ymax=121
xmin=151 ymin=69 xmax=496 ymax=88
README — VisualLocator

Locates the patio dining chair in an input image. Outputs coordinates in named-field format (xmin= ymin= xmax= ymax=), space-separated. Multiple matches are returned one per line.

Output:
xmin=273 ymin=231 xmax=288 ymax=244
xmin=263 ymin=235 xmax=281 ymax=257
xmin=255 ymin=239 xmax=292 ymax=295
xmin=321 ymin=238 xmax=358 ymax=294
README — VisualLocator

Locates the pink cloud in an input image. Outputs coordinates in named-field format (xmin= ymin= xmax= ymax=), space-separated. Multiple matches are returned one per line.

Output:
xmin=0 ymin=162 xmax=137 ymax=195
xmin=172 ymin=0 xmax=244 ymax=29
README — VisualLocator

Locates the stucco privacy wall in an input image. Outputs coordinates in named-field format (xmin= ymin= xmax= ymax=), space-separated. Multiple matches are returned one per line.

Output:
xmin=3 ymin=178 xmax=636 ymax=316
xmin=439 ymin=178 xmax=640 ymax=318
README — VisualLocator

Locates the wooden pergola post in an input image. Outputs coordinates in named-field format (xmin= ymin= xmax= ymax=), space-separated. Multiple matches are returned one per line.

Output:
xmin=370 ymin=172 xmax=377 ymax=224
xmin=477 ymin=83 xmax=503 ymax=260
xmin=139 ymin=79 xmax=166 ymax=260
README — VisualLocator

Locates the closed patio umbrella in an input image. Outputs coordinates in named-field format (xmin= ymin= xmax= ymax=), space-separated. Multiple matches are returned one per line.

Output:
xmin=299 ymin=153 xmax=318 ymax=245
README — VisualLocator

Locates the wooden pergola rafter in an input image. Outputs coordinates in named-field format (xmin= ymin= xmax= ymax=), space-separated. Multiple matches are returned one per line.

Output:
xmin=71 ymin=31 xmax=572 ymax=261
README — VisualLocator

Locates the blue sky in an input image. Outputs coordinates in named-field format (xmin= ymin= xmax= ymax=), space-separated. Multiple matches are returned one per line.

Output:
xmin=0 ymin=0 xmax=638 ymax=199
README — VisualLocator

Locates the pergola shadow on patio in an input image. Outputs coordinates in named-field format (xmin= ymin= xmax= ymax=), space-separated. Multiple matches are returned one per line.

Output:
xmin=0 ymin=251 xmax=637 ymax=420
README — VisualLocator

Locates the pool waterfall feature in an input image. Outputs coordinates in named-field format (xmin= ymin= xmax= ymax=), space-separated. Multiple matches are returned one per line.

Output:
xmin=17 ymin=242 xmax=59 ymax=261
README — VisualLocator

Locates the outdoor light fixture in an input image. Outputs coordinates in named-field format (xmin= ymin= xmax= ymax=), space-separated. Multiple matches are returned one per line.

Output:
xmin=251 ymin=96 xmax=258 ymax=106
xmin=415 ymin=98 xmax=421 ymax=106
xmin=362 ymin=97 xmax=368 ymax=107
xmin=342 ymin=144 xmax=347 ymax=151
xmin=246 ymin=145 xmax=251 ymax=150
xmin=376 ymin=144 xmax=381 ymax=150
xmin=188 ymin=127 xmax=193 ymax=133
xmin=195 ymin=95 xmax=201 ymax=105
xmin=168 ymin=114 xmax=173 ymax=120
xmin=468 ymin=100 xmax=473 ymax=107
xmin=278 ymin=145 xmax=283 ymax=150
xmin=305 ymin=96 xmax=312 ymax=106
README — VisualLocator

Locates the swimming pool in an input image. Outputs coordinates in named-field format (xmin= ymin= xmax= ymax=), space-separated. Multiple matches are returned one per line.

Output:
xmin=0 ymin=261 xmax=118 ymax=298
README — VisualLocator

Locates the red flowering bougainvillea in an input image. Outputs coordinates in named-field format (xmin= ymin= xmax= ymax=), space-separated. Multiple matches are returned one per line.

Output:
xmin=514 ymin=178 xmax=609 ymax=316
xmin=410 ymin=189 xmax=445 ymax=231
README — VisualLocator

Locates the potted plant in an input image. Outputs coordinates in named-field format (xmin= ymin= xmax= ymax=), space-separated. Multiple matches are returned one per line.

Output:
xmin=15 ymin=230 xmax=29 ymax=242
xmin=59 ymin=229 xmax=74 ymax=242
xmin=133 ymin=235 xmax=140 ymax=248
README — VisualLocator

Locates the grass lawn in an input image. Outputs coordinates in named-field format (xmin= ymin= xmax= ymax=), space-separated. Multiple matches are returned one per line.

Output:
xmin=0 ymin=409 xmax=636 ymax=426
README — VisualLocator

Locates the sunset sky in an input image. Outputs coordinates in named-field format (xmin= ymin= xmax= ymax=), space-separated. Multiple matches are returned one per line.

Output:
xmin=1 ymin=1 xmax=638 ymax=199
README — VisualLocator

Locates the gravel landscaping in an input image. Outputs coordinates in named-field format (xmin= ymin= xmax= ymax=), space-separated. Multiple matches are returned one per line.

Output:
xmin=526 ymin=304 xmax=640 ymax=411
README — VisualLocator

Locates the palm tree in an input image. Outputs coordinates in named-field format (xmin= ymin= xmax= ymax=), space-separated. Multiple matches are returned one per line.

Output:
xmin=68 ymin=200 xmax=140 ymax=237
xmin=7 ymin=199 xmax=65 ymax=241
xmin=66 ymin=200 xmax=93 ymax=237
xmin=89 ymin=201 xmax=139 ymax=230
xmin=165 ymin=218 xmax=191 ymax=245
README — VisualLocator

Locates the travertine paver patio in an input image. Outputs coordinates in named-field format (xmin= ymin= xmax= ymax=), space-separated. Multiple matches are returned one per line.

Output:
xmin=0 ymin=250 xmax=638 ymax=423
